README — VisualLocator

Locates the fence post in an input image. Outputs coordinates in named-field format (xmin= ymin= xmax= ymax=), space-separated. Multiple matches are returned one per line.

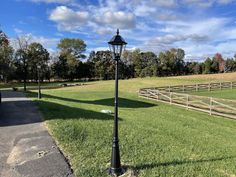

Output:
xmin=196 ymin=84 xmax=198 ymax=92
xmin=208 ymin=83 xmax=211 ymax=91
xmin=220 ymin=82 xmax=222 ymax=90
xmin=168 ymin=85 xmax=171 ymax=92
xmin=209 ymin=97 xmax=213 ymax=115
xmin=145 ymin=89 xmax=148 ymax=97
xmin=157 ymin=90 xmax=159 ymax=100
xmin=170 ymin=92 xmax=172 ymax=104
xmin=182 ymin=85 xmax=185 ymax=92
xmin=231 ymin=82 xmax=233 ymax=89
xmin=186 ymin=94 xmax=189 ymax=109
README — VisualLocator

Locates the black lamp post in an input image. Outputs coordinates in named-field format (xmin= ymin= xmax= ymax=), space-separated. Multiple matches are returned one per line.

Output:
xmin=37 ymin=65 xmax=42 ymax=99
xmin=108 ymin=29 xmax=127 ymax=176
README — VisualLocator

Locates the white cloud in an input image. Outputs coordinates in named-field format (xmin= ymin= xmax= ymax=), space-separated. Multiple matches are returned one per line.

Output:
xmin=49 ymin=6 xmax=89 ymax=31
xmin=90 ymin=47 xmax=110 ymax=52
xmin=94 ymin=11 xmax=136 ymax=29
xmin=182 ymin=40 xmax=236 ymax=60
xmin=31 ymin=35 xmax=59 ymax=48
xmin=134 ymin=3 xmax=156 ymax=16
xmin=182 ymin=0 xmax=235 ymax=7
xmin=14 ymin=28 xmax=24 ymax=34
xmin=96 ymin=27 xmax=113 ymax=35
xmin=147 ymin=34 xmax=208 ymax=45
xmin=39 ymin=0 xmax=236 ymax=59
xmin=182 ymin=0 xmax=214 ymax=7
xmin=151 ymin=0 xmax=177 ymax=7
xmin=49 ymin=5 xmax=136 ymax=34
xmin=158 ymin=18 xmax=228 ymax=39
xmin=11 ymin=31 xmax=59 ymax=54
xmin=156 ymin=12 xmax=177 ymax=21
xmin=136 ymin=16 xmax=236 ymax=59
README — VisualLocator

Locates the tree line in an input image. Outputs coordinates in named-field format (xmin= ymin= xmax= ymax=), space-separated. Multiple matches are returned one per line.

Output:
xmin=1 ymin=29 xmax=236 ymax=87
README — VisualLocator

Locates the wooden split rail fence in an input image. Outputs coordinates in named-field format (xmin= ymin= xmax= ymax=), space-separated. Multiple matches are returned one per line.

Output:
xmin=139 ymin=81 xmax=236 ymax=119
xmin=152 ymin=81 xmax=236 ymax=93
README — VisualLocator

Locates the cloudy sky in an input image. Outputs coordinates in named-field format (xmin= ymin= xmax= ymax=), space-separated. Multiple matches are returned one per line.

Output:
xmin=1 ymin=0 xmax=236 ymax=60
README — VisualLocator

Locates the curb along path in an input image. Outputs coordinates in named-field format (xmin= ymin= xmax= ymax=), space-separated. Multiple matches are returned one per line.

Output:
xmin=0 ymin=91 xmax=74 ymax=177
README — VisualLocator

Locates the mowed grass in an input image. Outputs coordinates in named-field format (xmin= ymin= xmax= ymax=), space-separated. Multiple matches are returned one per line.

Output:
xmin=28 ymin=73 xmax=236 ymax=177
xmin=192 ymin=88 xmax=236 ymax=100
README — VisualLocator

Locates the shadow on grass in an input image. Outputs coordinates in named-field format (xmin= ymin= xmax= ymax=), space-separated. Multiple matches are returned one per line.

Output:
xmin=0 ymin=99 xmax=116 ymax=127
xmin=0 ymin=90 xmax=117 ymax=127
xmin=28 ymin=91 xmax=157 ymax=108
xmin=135 ymin=156 xmax=236 ymax=170
xmin=36 ymin=100 xmax=118 ymax=121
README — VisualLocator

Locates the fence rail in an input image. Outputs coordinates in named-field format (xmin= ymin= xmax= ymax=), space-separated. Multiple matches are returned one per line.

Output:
xmin=139 ymin=81 xmax=236 ymax=120
xmin=145 ymin=81 xmax=236 ymax=93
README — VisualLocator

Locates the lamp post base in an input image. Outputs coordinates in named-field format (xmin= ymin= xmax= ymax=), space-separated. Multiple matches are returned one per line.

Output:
xmin=108 ymin=167 xmax=125 ymax=176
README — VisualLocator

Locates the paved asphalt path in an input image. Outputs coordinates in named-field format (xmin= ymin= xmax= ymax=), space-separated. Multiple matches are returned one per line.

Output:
xmin=0 ymin=91 xmax=74 ymax=177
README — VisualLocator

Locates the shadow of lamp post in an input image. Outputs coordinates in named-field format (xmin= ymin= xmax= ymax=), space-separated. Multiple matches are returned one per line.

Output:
xmin=108 ymin=29 xmax=127 ymax=176
xmin=37 ymin=65 xmax=42 ymax=99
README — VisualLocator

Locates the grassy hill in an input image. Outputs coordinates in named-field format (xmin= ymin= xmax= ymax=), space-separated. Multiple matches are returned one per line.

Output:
xmin=2 ymin=71 xmax=236 ymax=90
xmin=26 ymin=72 xmax=236 ymax=177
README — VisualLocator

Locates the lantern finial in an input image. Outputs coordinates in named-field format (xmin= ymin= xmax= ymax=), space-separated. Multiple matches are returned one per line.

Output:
xmin=117 ymin=29 xmax=119 ymax=35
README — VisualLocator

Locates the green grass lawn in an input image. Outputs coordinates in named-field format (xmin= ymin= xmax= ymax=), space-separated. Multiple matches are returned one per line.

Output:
xmin=192 ymin=88 xmax=236 ymax=100
xmin=26 ymin=75 xmax=236 ymax=177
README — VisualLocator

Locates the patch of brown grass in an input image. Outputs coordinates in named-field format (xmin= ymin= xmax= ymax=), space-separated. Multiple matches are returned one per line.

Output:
xmin=172 ymin=72 xmax=236 ymax=81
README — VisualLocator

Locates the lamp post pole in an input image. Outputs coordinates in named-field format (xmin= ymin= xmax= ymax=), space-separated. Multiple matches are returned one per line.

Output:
xmin=37 ymin=66 xmax=41 ymax=99
xmin=110 ymin=55 xmax=122 ymax=174
xmin=108 ymin=29 xmax=127 ymax=176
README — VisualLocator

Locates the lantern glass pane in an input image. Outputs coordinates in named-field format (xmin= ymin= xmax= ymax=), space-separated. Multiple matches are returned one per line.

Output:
xmin=109 ymin=44 xmax=115 ymax=59
xmin=114 ymin=45 xmax=121 ymax=57
xmin=109 ymin=44 xmax=112 ymax=52
xmin=119 ymin=45 xmax=123 ymax=57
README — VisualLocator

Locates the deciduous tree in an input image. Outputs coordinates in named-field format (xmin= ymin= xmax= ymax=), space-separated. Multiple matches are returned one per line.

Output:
xmin=0 ymin=30 xmax=14 ymax=82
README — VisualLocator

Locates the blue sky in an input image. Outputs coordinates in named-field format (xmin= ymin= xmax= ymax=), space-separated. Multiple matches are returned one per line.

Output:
xmin=1 ymin=0 xmax=236 ymax=60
